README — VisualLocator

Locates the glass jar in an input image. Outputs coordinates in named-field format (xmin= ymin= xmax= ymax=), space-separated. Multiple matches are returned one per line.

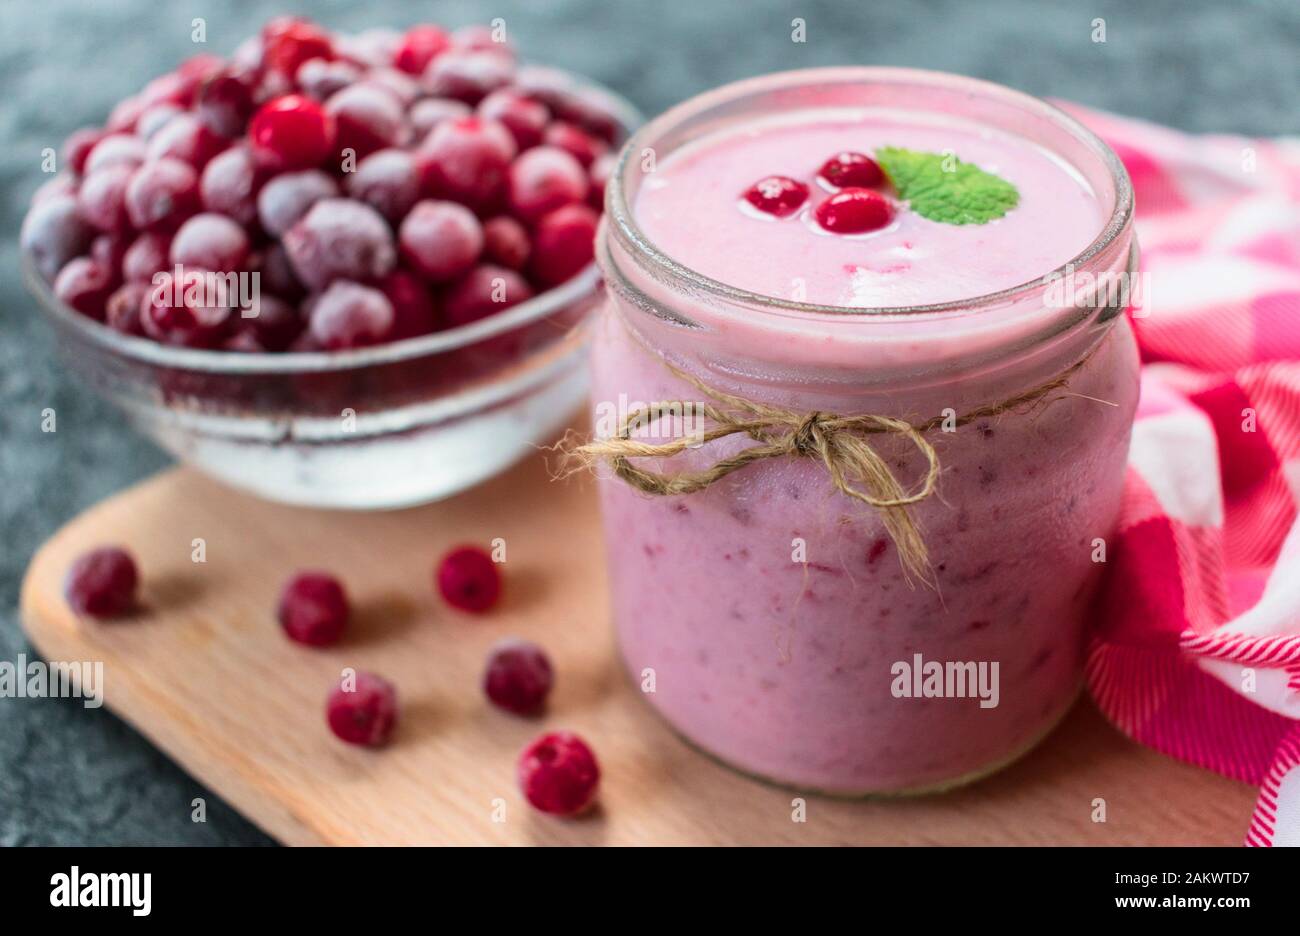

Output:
xmin=591 ymin=68 xmax=1139 ymax=794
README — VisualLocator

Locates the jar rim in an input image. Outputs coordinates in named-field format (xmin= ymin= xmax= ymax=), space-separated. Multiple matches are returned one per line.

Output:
xmin=606 ymin=66 xmax=1134 ymax=319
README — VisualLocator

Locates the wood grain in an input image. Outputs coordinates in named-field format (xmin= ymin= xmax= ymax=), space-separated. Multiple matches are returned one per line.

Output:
xmin=20 ymin=457 xmax=1256 ymax=845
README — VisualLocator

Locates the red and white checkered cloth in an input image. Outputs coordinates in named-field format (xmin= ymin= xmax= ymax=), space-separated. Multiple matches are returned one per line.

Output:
xmin=1061 ymin=104 xmax=1300 ymax=846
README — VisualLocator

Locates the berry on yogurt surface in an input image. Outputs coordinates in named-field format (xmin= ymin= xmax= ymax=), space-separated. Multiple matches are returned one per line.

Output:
xmin=741 ymin=175 xmax=808 ymax=218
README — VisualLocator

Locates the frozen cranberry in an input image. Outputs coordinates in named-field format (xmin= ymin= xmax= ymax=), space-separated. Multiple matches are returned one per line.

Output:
xmin=232 ymin=35 xmax=264 ymax=70
xmin=283 ymin=198 xmax=397 ymax=290
xmin=588 ymin=152 xmax=615 ymax=209
xmin=528 ymin=88 xmax=619 ymax=145
xmin=325 ymin=84 xmax=408 ymax=160
xmin=361 ymin=69 xmax=422 ymax=107
xmin=249 ymin=95 xmax=337 ymax=170
xmin=345 ymin=149 xmax=420 ymax=223
xmin=256 ymin=242 xmax=306 ymax=300
xmin=31 ymin=175 xmax=77 ymax=205
xmin=262 ymin=16 xmax=334 ymax=75
xmin=287 ymin=330 xmax=324 ymax=353
xmin=175 ymin=53 xmax=220 ymax=80
xmin=65 ymin=546 xmax=138 ymax=618
xmin=814 ymin=187 xmax=895 ymax=234
xmin=141 ymin=59 xmax=210 ymax=108
xmin=142 ymin=269 xmax=233 ymax=347
xmin=252 ymin=68 xmax=295 ymax=106
xmin=105 ymin=282 xmax=149 ymax=335
xmin=482 ymin=215 xmax=530 ymax=270
xmin=742 ymin=175 xmax=809 ymax=218
xmin=329 ymin=26 xmax=392 ymax=64
xmin=408 ymin=97 xmax=471 ymax=140
xmin=529 ymin=203 xmax=598 ymax=287
xmin=64 ymin=128 xmax=105 ymax=175
xmin=147 ymin=114 xmax=226 ymax=170
xmin=296 ymin=58 xmax=362 ymax=100
xmin=21 ymin=194 xmax=94 ymax=281
xmin=484 ymin=639 xmax=554 ymax=715
xmin=307 ymin=280 xmax=395 ymax=349
xmin=581 ymin=111 xmax=622 ymax=149
xmin=180 ymin=51 xmax=226 ymax=81
xmin=90 ymin=233 xmax=128 ymax=279
xmin=146 ymin=69 xmax=198 ymax=102
xmin=54 ymin=257 xmax=114 ymax=319
xmin=544 ymin=121 xmax=604 ymax=168
xmin=256 ymin=169 xmax=338 ymax=237
xmin=517 ymin=731 xmax=600 ymax=816
xmin=393 ymin=24 xmax=451 ymax=75
xmin=83 ymin=133 xmax=146 ymax=174
xmin=452 ymin=23 xmax=513 ymax=54
xmin=176 ymin=51 xmax=223 ymax=78
xmin=444 ymin=264 xmax=534 ymax=328
xmin=326 ymin=671 xmax=397 ymax=747
xmin=170 ymin=213 xmax=250 ymax=272
xmin=125 ymin=158 xmax=200 ymax=231
xmin=418 ymin=116 xmax=516 ymax=208
xmin=199 ymin=146 xmax=264 ymax=226
xmin=244 ymin=293 xmax=303 ymax=350
xmin=222 ymin=330 xmax=266 ymax=353
xmin=278 ymin=571 xmax=349 ymax=646
xmin=817 ymin=151 xmax=884 ymax=189
xmin=76 ymin=164 xmax=134 ymax=232
xmin=196 ymin=72 xmax=255 ymax=138
xmin=422 ymin=49 xmax=514 ymax=104
xmin=121 ymin=232 xmax=171 ymax=282
xmin=507 ymin=146 xmax=588 ymax=222
xmin=478 ymin=89 xmax=549 ymax=150
xmin=106 ymin=95 xmax=149 ymax=133
xmin=398 ymin=200 xmax=483 ymax=282
xmin=136 ymin=103 xmax=183 ymax=140
xmin=378 ymin=269 xmax=439 ymax=339
xmin=435 ymin=545 xmax=501 ymax=612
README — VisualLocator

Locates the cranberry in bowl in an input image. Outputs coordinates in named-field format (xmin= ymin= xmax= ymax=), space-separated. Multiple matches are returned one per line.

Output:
xmin=21 ymin=19 xmax=638 ymax=508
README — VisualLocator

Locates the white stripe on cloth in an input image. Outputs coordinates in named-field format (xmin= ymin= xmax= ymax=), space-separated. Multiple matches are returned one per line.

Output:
xmin=1194 ymin=518 xmax=1300 ymax=720
xmin=1128 ymin=408 xmax=1225 ymax=527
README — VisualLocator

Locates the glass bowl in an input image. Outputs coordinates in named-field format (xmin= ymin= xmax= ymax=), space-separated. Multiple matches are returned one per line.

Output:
xmin=23 ymin=68 xmax=640 ymax=510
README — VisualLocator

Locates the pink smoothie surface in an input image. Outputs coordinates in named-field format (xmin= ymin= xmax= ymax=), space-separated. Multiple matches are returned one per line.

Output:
xmin=634 ymin=108 xmax=1107 ymax=308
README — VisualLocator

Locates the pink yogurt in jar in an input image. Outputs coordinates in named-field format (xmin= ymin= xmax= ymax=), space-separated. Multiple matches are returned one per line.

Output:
xmin=591 ymin=68 xmax=1139 ymax=794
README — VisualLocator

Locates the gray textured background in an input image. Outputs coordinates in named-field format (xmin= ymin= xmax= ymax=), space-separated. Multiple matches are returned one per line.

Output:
xmin=2 ymin=0 xmax=1297 ymax=845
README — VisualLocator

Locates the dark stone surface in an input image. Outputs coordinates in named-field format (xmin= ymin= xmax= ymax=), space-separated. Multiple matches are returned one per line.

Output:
xmin=1 ymin=0 xmax=1296 ymax=845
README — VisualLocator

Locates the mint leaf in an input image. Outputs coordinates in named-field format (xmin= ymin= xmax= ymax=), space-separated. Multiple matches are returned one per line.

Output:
xmin=875 ymin=147 xmax=1019 ymax=225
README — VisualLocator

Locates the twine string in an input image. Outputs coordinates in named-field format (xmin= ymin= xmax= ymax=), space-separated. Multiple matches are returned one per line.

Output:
xmin=572 ymin=351 xmax=1101 ymax=585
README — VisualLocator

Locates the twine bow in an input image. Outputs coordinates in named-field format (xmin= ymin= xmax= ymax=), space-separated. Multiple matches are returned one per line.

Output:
xmin=572 ymin=353 xmax=1099 ymax=584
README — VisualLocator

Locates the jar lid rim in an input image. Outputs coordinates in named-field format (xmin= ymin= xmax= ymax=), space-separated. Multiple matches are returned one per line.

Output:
xmin=606 ymin=66 xmax=1134 ymax=320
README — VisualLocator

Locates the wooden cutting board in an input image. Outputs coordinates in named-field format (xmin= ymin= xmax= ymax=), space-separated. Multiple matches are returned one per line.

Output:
xmin=20 ymin=454 xmax=1257 ymax=845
